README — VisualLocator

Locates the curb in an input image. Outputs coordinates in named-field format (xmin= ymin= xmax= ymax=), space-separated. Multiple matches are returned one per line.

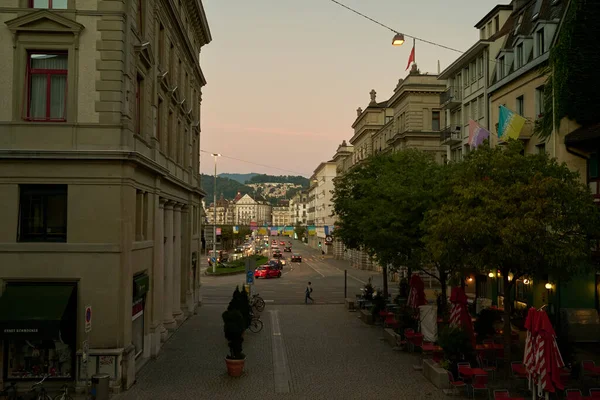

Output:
xmin=204 ymin=269 xmax=246 ymax=277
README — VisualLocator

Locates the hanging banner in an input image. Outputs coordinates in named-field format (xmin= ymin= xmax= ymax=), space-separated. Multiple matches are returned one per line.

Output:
xmin=308 ymin=225 xmax=316 ymax=236
xmin=270 ymin=227 xmax=278 ymax=236
xmin=216 ymin=227 xmax=222 ymax=236
xmin=250 ymin=221 xmax=258 ymax=231
xmin=233 ymin=226 xmax=239 ymax=234
xmin=258 ymin=227 xmax=267 ymax=235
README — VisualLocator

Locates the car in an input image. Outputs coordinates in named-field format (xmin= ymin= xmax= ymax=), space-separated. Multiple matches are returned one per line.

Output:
xmin=279 ymin=241 xmax=285 ymax=246
xmin=254 ymin=265 xmax=281 ymax=279
xmin=291 ymin=253 xmax=302 ymax=262
xmin=283 ymin=246 xmax=292 ymax=252
xmin=268 ymin=259 xmax=283 ymax=270
xmin=273 ymin=251 xmax=282 ymax=259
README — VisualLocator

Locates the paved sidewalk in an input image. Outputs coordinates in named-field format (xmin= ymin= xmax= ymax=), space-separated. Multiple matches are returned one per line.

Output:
xmin=116 ymin=304 xmax=446 ymax=400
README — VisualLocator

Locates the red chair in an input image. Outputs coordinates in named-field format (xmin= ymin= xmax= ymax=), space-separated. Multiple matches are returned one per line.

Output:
xmin=411 ymin=334 xmax=424 ymax=353
xmin=471 ymin=374 xmax=489 ymax=399
xmin=590 ymin=388 xmax=600 ymax=398
xmin=447 ymin=371 xmax=467 ymax=396
xmin=583 ymin=360 xmax=600 ymax=381
xmin=477 ymin=354 xmax=496 ymax=380
xmin=565 ymin=389 xmax=583 ymax=400
xmin=493 ymin=389 xmax=509 ymax=399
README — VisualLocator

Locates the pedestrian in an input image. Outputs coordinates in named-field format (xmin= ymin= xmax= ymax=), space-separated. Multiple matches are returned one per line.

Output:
xmin=305 ymin=282 xmax=314 ymax=304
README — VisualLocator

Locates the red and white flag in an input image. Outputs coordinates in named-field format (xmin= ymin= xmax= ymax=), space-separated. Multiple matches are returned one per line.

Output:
xmin=405 ymin=45 xmax=415 ymax=70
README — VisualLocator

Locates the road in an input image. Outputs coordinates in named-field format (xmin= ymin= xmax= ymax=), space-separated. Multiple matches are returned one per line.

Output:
xmin=117 ymin=239 xmax=440 ymax=400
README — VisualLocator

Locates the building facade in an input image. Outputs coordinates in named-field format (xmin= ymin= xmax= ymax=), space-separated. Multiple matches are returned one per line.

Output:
xmin=438 ymin=4 xmax=512 ymax=161
xmin=307 ymin=162 xmax=336 ymax=253
xmin=271 ymin=206 xmax=293 ymax=227
xmin=204 ymin=195 xmax=234 ymax=225
xmin=0 ymin=0 xmax=210 ymax=393
xmin=290 ymin=190 xmax=308 ymax=225
xmin=233 ymin=192 xmax=272 ymax=226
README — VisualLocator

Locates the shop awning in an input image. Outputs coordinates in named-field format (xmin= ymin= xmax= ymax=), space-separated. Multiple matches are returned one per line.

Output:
xmin=564 ymin=122 xmax=600 ymax=149
xmin=0 ymin=284 xmax=76 ymax=339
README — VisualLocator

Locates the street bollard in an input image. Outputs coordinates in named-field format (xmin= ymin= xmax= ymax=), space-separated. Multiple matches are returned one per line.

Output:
xmin=91 ymin=373 xmax=110 ymax=400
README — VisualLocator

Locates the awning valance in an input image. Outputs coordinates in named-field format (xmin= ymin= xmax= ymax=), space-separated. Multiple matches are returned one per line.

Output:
xmin=0 ymin=284 xmax=76 ymax=339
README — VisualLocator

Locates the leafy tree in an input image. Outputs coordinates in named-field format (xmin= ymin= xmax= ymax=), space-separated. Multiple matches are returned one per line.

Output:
xmin=536 ymin=0 xmax=600 ymax=137
xmin=425 ymin=140 xmax=600 ymax=368
xmin=294 ymin=222 xmax=306 ymax=239
xmin=332 ymin=149 xmax=443 ymax=297
xmin=201 ymin=174 xmax=251 ymax=200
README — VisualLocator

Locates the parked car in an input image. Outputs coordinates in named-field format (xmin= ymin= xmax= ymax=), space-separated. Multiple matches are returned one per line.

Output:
xmin=254 ymin=265 xmax=281 ymax=279
xmin=284 ymin=246 xmax=292 ymax=252
xmin=291 ymin=253 xmax=302 ymax=262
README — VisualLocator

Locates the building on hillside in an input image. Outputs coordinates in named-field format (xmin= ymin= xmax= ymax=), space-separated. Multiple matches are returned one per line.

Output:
xmin=307 ymin=162 xmax=336 ymax=253
xmin=0 ymin=0 xmax=211 ymax=391
xmin=233 ymin=192 xmax=272 ymax=226
xmin=438 ymin=4 xmax=513 ymax=161
xmin=204 ymin=194 xmax=235 ymax=225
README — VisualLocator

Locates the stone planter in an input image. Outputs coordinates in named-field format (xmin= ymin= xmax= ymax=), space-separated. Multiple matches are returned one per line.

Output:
xmin=383 ymin=328 xmax=400 ymax=347
xmin=359 ymin=309 xmax=374 ymax=325
xmin=422 ymin=359 xmax=449 ymax=389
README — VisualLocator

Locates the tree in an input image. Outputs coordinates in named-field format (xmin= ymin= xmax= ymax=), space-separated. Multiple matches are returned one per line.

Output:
xmin=332 ymin=149 xmax=444 ymax=297
xmin=294 ymin=222 xmax=306 ymax=239
xmin=535 ymin=0 xmax=600 ymax=137
xmin=425 ymin=140 xmax=600 ymax=368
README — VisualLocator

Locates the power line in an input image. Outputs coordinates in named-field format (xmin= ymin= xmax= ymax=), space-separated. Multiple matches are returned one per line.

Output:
xmin=328 ymin=0 xmax=513 ymax=70
xmin=199 ymin=149 xmax=308 ymax=176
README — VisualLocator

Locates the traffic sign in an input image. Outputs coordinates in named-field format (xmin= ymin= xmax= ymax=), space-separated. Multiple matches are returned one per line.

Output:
xmin=325 ymin=235 xmax=333 ymax=243
xmin=85 ymin=305 xmax=92 ymax=333
xmin=246 ymin=270 xmax=254 ymax=284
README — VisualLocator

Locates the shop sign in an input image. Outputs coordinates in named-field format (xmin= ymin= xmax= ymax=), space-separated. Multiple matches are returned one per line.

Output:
xmin=133 ymin=274 xmax=150 ymax=300
xmin=3 ymin=328 xmax=39 ymax=334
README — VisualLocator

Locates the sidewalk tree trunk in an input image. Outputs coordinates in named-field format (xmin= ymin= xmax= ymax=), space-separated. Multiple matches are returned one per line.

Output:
xmin=382 ymin=266 xmax=388 ymax=299
xmin=423 ymin=140 xmax=600 ymax=375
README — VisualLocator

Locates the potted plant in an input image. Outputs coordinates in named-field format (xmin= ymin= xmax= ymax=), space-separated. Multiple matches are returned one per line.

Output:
xmin=222 ymin=305 xmax=246 ymax=377
xmin=437 ymin=326 xmax=474 ymax=378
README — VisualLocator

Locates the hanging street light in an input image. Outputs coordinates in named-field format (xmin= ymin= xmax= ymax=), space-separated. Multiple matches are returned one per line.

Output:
xmin=392 ymin=32 xmax=405 ymax=46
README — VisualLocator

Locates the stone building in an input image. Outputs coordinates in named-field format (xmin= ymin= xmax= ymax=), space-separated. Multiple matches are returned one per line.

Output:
xmin=0 ymin=0 xmax=211 ymax=393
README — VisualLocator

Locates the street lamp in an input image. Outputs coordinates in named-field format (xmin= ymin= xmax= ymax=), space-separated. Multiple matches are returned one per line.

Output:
xmin=392 ymin=33 xmax=405 ymax=46
xmin=212 ymin=153 xmax=221 ymax=274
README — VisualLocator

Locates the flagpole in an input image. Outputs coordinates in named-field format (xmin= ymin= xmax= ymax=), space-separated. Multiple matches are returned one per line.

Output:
xmin=413 ymin=38 xmax=416 ymax=65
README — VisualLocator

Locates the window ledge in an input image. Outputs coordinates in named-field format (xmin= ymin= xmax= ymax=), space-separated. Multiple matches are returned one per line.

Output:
xmin=132 ymin=240 xmax=153 ymax=250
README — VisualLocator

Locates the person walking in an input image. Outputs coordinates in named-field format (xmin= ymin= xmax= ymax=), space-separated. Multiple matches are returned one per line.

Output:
xmin=305 ymin=282 xmax=314 ymax=304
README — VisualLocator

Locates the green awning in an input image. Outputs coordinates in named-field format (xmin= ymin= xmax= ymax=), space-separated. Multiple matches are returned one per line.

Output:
xmin=133 ymin=274 xmax=149 ymax=300
xmin=0 ymin=284 xmax=76 ymax=339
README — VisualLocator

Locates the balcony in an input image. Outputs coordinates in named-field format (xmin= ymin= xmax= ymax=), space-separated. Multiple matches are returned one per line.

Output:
xmin=440 ymin=87 xmax=462 ymax=109
xmin=440 ymin=126 xmax=462 ymax=146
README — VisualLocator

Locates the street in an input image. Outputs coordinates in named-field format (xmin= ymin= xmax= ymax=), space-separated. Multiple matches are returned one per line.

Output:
xmin=117 ymin=239 xmax=440 ymax=400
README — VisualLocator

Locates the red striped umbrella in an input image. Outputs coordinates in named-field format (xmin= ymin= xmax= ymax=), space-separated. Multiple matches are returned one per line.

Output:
xmin=449 ymin=287 xmax=475 ymax=345
xmin=407 ymin=274 xmax=426 ymax=309
xmin=523 ymin=308 xmax=540 ymax=388
xmin=533 ymin=310 xmax=564 ymax=394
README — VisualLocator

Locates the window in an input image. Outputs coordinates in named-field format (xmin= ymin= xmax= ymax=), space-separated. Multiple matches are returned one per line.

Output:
xmin=135 ymin=74 xmax=143 ymax=135
xmin=516 ymin=96 xmax=524 ymax=116
xmin=494 ymin=15 xmax=500 ymax=32
xmin=535 ymin=86 xmax=545 ymax=118
xmin=498 ymin=56 xmax=505 ymax=78
xmin=26 ymin=53 xmax=68 ymax=121
xmin=157 ymin=97 xmax=163 ymax=147
xmin=30 ymin=0 xmax=67 ymax=9
xmin=431 ymin=111 xmax=440 ymax=131
xmin=464 ymin=66 xmax=470 ymax=86
xmin=167 ymin=110 xmax=174 ymax=158
xmin=516 ymin=44 xmax=524 ymax=68
xmin=537 ymin=143 xmax=546 ymax=154
xmin=158 ymin=23 xmax=165 ymax=68
xmin=477 ymin=56 xmax=484 ymax=77
xmin=18 ymin=184 xmax=67 ymax=242
xmin=136 ymin=0 xmax=143 ymax=35
xmin=536 ymin=29 xmax=545 ymax=56
xmin=169 ymin=42 xmax=175 ymax=76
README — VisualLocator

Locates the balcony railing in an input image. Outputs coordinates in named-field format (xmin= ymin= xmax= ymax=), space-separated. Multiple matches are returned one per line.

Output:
xmin=440 ymin=126 xmax=462 ymax=145
xmin=440 ymin=87 xmax=462 ymax=108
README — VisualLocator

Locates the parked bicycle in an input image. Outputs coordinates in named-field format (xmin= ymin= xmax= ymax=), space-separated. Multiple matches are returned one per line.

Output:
xmin=250 ymin=293 xmax=265 ymax=312
xmin=0 ymin=381 xmax=22 ymax=400
xmin=52 ymin=385 xmax=73 ymax=400
xmin=30 ymin=376 xmax=51 ymax=400
xmin=248 ymin=311 xmax=263 ymax=333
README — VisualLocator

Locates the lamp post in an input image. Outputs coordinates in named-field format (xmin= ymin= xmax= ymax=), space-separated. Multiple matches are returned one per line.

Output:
xmin=212 ymin=153 xmax=221 ymax=274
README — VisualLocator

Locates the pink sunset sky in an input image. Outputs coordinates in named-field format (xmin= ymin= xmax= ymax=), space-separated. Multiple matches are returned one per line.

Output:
xmin=200 ymin=0 xmax=502 ymax=177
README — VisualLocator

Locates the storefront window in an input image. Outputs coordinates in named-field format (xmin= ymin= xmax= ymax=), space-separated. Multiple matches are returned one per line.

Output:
xmin=132 ymin=299 xmax=144 ymax=358
xmin=6 ymin=333 xmax=73 ymax=379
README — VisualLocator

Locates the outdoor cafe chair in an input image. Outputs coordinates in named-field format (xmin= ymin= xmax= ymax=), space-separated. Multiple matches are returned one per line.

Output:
xmin=590 ymin=388 xmax=600 ymax=398
xmin=477 ymin=354 xmax=496 ymax=380
xmin=565 ymin=389 xmax=583 ymax=400
xmin=471 ymin=374 xmax=490 ymax=399
xmin=447 ymin=371 xmax=468 ymax=397
xmin=493 ymin=389 xmax=509 ymax=399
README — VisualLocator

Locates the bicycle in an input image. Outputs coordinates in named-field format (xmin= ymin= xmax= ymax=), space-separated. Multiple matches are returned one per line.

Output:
xmin=248 ymin=313 xmax=263 ymax=333
xmin=52 ymin=385 xmax=73 ymax=400
xmin=30 ymin=376 xmax=51 ymax=400
xmin=250 ymin=293 xmax=265 ymax=312
xmin=0 ymin=381 xmax=22 ymax=400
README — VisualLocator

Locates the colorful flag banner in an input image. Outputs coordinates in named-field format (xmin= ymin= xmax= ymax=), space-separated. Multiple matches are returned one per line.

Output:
xmin=307 ymin=225 xmax=316 ymax=236
xmin=406 ymin=41 xmax=415 ymax=71
xmin=216 ymin=227 xmax=222 ymax=236
xmin=498 ymin=105 xmax=526 ymax=140
xmin=324 ymin=226 xmax=329 ymax=235
xmin=233 ymin=226 xmax=239 ymax=234
xmin=257 ymin=227 xmax=267 ymax=235
xmin=468 ymin=119 xmax=491 ymax=148
xmin=270 ymin=227 xmax=278 ymax=235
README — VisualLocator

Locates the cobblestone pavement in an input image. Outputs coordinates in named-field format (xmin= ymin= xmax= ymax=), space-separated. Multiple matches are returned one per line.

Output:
xmin=116 ymin=304 xmax=448 ymax=400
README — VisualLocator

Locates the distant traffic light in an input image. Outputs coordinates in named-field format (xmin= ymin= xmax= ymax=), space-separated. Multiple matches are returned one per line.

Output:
xmin=318 ymin=241 xmax=322 ymax=247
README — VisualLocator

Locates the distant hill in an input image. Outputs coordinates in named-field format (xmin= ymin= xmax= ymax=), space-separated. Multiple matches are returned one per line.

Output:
xmin=200 ymin=174 xmax=252 ymax=202
xmin=218 ymin=173 xmax=258 ymax=184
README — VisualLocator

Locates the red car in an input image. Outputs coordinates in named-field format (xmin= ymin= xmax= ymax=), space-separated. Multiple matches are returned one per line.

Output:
xmin=291 ymin=253 xmax=302 ymax=262
xmin=254 ymin=265 xmax=281 ymax=279
xmin=279 ymin=241 xmax=285 ymax=246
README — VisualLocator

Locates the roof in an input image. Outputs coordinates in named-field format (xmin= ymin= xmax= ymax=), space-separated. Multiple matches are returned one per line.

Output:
xmin=438 ymin=41 xmax=491 ymax=79
xmin=474 ymin=4 xmax=513 ymax=29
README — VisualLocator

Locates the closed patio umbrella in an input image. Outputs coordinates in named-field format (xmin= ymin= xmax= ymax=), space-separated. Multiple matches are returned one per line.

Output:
xmin=407 ymin=274 xmax=426 ymax=309
xmin=449 ymin=286 xmax=475 ymax=345
xmin=533 ymin=310 xmax=564 ymax=396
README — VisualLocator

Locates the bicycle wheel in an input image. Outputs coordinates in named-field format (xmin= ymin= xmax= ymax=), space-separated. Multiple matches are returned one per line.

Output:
xmin=254 ymin=298 xmax=265 ymax=312
xmin=249 ymin=318 xmax=263 ymax=333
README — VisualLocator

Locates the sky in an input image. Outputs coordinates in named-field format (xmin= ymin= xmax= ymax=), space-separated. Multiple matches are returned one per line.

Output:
xmin=200 ymin=0 xmax=503 ymax=177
